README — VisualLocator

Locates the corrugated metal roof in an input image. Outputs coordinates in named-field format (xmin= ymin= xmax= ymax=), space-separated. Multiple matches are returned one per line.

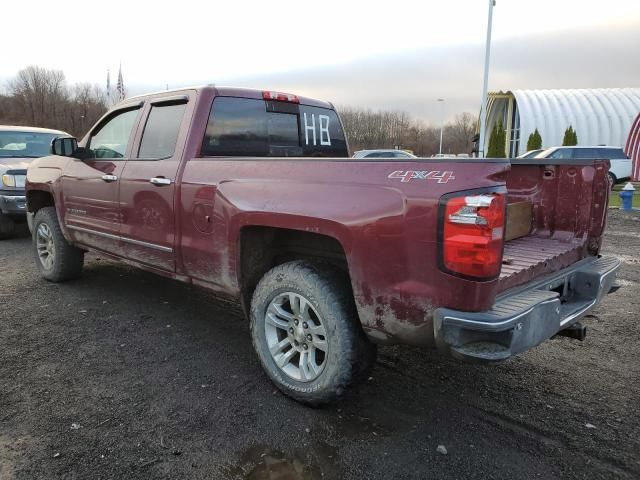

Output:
xmin=487 ymin=88 xmax=640 ymax=156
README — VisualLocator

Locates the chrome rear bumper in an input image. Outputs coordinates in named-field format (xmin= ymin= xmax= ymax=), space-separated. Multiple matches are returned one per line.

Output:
xmin=434 ymin=256 xmax=621 ymax=362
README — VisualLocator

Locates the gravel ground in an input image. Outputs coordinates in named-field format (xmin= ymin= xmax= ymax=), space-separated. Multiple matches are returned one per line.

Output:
xmin=1 ymin=210 xmax=639 ymax=480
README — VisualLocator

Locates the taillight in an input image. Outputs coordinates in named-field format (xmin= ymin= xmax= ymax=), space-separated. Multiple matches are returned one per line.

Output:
xmin=439 ymin=191 xmax=506 ymax=280
xmin=262 ymin=90 xmax=300 ymax=103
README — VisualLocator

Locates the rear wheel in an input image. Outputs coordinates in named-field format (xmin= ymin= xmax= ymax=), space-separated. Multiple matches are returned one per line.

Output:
xmin=0 ymin=212 xmax=15 ymax=239
xmin=250 ymin=260 xmax=376 ymax=405
xmin=33 ymin=207 xmax=84 ymax=282
xmin=609 ymin=172 xmax=617 ymax=186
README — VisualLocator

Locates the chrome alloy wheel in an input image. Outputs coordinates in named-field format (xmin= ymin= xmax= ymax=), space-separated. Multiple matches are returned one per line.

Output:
xmin=264 ymin=292 xmax=328 ymax=382
xmin=36 ymin=223 xmax=55 ymax=270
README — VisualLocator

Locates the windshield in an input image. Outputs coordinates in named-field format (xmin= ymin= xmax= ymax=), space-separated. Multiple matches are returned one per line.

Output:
xmin=0 ymin=131 xmax=58 ymax=158
xmin=519 ymin=149 xmax=543 ymax=158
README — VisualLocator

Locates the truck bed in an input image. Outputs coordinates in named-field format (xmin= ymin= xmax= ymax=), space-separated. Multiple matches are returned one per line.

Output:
xmin=499 ymin=236 xmax=584 ymax=291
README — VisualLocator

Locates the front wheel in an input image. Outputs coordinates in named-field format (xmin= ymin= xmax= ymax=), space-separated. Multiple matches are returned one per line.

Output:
xmin=250 ymin=261 xmax=376 ymax=405
xmin=32 ymin=207 xmax=84 ymax=282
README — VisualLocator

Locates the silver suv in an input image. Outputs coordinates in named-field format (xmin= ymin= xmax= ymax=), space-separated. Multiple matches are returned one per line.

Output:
xmin=529 ymin=146 xmax=631 ymax=184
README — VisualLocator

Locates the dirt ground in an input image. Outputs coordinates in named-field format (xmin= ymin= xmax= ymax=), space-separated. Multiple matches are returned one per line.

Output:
xmin=1 ymin=210 xmax=639 ymax=480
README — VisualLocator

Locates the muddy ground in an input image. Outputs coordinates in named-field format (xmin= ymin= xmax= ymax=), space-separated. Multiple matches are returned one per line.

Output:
xmin=1 ymin=210 xmax=639 ymax=480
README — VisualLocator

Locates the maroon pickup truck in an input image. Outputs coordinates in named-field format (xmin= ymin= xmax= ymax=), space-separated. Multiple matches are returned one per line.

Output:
xmin=26 ymin=86 xmax=620 ymax=405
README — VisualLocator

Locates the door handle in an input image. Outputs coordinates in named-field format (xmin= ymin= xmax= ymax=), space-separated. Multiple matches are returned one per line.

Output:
xmin=150 ymin=177 xmax=172 ymax=186
xmin=101 ymin=174 xmax=118 ymax=182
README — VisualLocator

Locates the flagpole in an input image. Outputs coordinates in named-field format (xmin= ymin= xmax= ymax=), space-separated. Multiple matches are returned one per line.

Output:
xmin=106 ymin=69 xmax=111 ymax=106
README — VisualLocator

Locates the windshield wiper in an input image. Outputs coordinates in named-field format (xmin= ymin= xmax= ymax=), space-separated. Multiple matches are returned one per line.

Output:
xmin=0 ymin=155 xmax=39 ymax=158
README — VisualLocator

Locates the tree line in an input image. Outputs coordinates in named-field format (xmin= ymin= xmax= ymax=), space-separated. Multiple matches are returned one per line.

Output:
xmin=1 ymin=66 xmax=477 ymax=156
xmin=0 ymin=66 xmax=108 ymax=138
xmin=338 ymin=107 xmax=476 ymax=156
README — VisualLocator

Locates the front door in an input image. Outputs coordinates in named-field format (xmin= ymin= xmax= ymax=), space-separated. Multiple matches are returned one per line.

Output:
xmin=118 ymin=95 xmax=191 ymax=271
xmin=62 ymin=106 xmax=142 ymax=253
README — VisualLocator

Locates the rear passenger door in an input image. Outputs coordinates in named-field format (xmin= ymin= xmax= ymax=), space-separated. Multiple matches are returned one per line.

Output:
xmin=118 ymin=94 xmax=193 ymax=271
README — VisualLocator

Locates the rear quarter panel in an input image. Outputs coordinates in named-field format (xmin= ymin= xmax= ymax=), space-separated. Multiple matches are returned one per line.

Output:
xmin=179 ymin=158 xmax=510 ymax=346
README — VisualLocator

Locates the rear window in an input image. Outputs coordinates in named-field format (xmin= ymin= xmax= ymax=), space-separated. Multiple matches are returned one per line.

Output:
xmin=201 ymin=97 xmax=348 ymax=157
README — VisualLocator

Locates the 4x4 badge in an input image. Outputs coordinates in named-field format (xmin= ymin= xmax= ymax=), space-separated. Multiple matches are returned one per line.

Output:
xmin=388 ymin=170 xmax=455 ymax=183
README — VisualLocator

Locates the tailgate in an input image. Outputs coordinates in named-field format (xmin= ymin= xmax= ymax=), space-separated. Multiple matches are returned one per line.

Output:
xmin=498 ymin=158 xmax=610 ymax=292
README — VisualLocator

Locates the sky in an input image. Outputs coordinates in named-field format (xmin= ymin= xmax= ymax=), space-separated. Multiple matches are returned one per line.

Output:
xmin=3 ymin=0 xmax=639 ymax=123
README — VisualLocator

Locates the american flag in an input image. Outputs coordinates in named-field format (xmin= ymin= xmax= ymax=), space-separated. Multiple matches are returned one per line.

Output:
xmin=116 ymin=65 xmax=125 ymax=102
xmin=625 ymin=112 xmax=640 ymax=181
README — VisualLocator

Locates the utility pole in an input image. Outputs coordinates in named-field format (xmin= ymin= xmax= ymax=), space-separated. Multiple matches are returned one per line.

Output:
xmin=478 ymin=0 xmax=496 ymax=158
xmin=437 ymin=98 xmax=445 ymax=155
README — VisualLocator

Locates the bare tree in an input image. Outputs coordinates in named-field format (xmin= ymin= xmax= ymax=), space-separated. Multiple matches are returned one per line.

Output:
xmin=8 ymin=66 xmax=68 ymax=127
xmin=1 ymin=65 xmax=108 ymax=137
xmin=443 ymin=112 xmax=476 ymax=155
xmin=338 ymin=106 xmax=477 ymax=157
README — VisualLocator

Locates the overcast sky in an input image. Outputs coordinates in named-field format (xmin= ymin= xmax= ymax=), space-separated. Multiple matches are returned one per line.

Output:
xmin=3 ymin=0 xmax=639 ymax=122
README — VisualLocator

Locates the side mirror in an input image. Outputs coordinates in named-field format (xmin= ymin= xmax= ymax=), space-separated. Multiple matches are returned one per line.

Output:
xmin=51 ymin=136 xmax=78 ymax=157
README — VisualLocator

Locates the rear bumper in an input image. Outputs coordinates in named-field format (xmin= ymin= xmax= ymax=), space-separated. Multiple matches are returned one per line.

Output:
xmin=0 ymin=193 xmax=27 ymax=215
xmin=434 ymin=255 xmax=621 ymax=362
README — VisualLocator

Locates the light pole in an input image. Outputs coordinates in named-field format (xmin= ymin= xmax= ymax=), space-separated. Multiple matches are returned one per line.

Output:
xmin=478 ymin=0 xmax=496 ymax=158
xmin=438 ymin=98 xmax=445 ymax=155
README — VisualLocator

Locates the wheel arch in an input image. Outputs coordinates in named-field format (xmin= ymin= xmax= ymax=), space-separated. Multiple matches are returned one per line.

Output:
xmin=26 ymin=189 xmax=55 ymax=214
xmin=27 ymin=189 xmax=75 ymax=243
xmin=237 ymin=225 xmax=352 ymax=317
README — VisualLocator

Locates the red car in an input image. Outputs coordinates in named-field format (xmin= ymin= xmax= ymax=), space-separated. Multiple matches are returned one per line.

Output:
xmin=26 ymin=86 xmax=620 ymax=404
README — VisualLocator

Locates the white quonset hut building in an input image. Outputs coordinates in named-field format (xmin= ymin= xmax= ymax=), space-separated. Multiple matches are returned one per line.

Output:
xmin=483 ymin=88 xmax=640 ymax=157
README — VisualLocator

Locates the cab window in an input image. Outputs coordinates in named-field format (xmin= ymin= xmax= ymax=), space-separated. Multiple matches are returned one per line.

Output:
xmin=88 ymin=108 xmax=139 ymax=159
xmin=138 ymin=103 xmax=187 ymax=159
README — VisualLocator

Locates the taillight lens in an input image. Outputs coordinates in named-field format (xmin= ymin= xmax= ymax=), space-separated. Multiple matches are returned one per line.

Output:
xmin=262 ymin=90 xmax=300 ymax=103
xmin=439 ymin=192 xmax=505 ymax=279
